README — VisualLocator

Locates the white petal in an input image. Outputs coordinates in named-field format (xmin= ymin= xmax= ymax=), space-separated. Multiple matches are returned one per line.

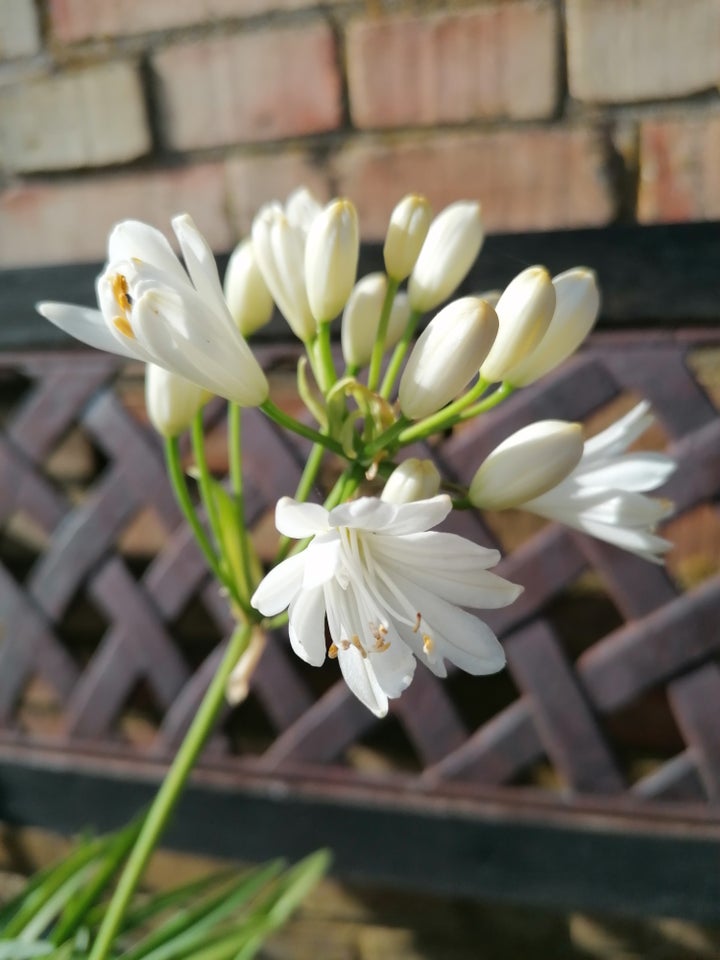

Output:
xmin=583 ymin=402 xmax=653 ymax=461
xmin=172 ymin=214 xmax=234 ymax=330
xmin=329 ymin=497 xmax=397 ymax=531
xmin=575 ymin=492 xmax=673 ymax=528
xmin=575 ymin=453 xmax=676 ymax=492
xmin=337 ymin=644 xmax=389 ymax=717
xmin=303 ymin=536 xmax=342 ymax=590
xmin=569 ymin=517 xmax=672 ymax=561
xmin=367 ymin=635 xmax=416 ymax=699
xmin=108 ymin=220 xmax=186 ymax=281
xmin=250 ymin=552 xmax=306 ymax=616
xmin=37 ymin=302 xmax=139 ymax=359
xmin=379 ymin=494 xmax=452 ymax=535
xmin=288 ymin=586 xmax=327 ymax=666
xmin=275 ymin=498 xmax=329 ymax=538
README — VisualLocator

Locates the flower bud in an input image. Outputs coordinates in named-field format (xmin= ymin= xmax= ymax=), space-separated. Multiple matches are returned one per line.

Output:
xmin=223 ymin=239 xmax=274 ymax=337
xmin=145 ymin=363 xmax=209 ymax=438
xmin=476 ymin=289 xmax=502 ymax=309
xmin=285 ymin=186 xmax=323 ymax=234
xmin=469 ymin=420 xmax=584 ymax=510
xmin=381 ymin=458 xmax=442 ymax=504
xmin=479 ymin=266 xmax=555 ymax=384
xmin=503 ymin=267 xmax=600 ymax=386
xmin=383 ymin=194 xmax=432 ymax=281
xmin=252 ymin=203 xmax=315 ymax=342
xmin=399 ymin=297 xmax=498 ymax=420
xmin=408 ymin=201 xmax=484 ymax=313
xmin=305 ymin=198 xmax=360 ymax=323
xmin=341 ymin=273 xmax=411 ymax=368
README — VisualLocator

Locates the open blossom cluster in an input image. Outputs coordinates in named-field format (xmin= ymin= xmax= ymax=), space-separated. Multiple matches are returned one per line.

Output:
xmin=38 ymin=188 xmax=676 ymax=717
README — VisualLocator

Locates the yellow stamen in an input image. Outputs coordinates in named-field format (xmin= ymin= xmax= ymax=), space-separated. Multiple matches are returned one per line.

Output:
xmin=374 ymin=638 xmax=391 ymax=653
xmin=423 ymin=634 xmax=434 ymax=654
xmin=113 ymin=316 xmax=135 ymax=339
xmin=351 ymin=635 xmax=368 ymax=658
xmin=111 ymin=273 xmax=131 ymax=312
xmin=413 ymin=613 xmax=422 ymax=633
xmin=328 ymin=642 xmax=338 ymax=659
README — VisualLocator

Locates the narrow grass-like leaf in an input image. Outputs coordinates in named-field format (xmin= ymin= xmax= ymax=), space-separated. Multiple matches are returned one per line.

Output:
xmin=51 ymin=818 xmax=143 ymax=945
xmin=119 ymin=861 xmax=283 ymax=960
xmin=0 ymin=942 xmax=55 ymax=960
xmin=1 ymin=836 xmax=109 ymax=938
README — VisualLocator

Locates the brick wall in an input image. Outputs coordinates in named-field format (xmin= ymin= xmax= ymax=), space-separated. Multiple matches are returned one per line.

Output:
xmin=1 ymin=0 xmax=719 ymax=267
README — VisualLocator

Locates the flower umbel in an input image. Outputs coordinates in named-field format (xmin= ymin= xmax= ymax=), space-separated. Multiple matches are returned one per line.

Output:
xmin=251 ymin=495 xmax=522 ymax=717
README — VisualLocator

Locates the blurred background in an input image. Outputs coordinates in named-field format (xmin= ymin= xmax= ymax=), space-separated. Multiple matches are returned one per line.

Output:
xmin=1 ymin=0 xmax=719 ymax=265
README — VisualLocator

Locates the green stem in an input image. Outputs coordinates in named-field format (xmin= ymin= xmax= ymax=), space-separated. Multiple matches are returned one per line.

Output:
xmin=88 ymin=622 xmax=254 ymax=960
xmin=457 ymin=381 xmax=515 ymax=421
xmin=164 ymin=437 xmax=221 ymax=580
xmin=396 ymin=378 xmax=490 ymax=446
xmin=362 ymin=415 xmax=412 ymax=460
xmin=274 ymin=442 xmax=326 ymax=564
xmin=367 ymin=276 xmax=399 ymax=393
xmin=379 ymin=308 xmax=422 ymax=399
xmin=315 ymin=322 xmax=337 ymax=391
xmin=260 ymin=399 xmax=347 ymax=458
xmin=228 ymin=403 xmax=253 ymax=601
xmin=191 ymin=412 xmax=222 ymax=551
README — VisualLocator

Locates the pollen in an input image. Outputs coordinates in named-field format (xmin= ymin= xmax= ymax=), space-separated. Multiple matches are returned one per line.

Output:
xmin=422 ymin=634 xmax=434 ymax=654
xmin=111 ymin=273 xmax=131 ymax=312
xmin=113 ymin=316 xmax=135 ymax=339
xmin=351 ymin=635 xmax=368 ymax=658
xmin=328 ymin=642 xmax=339 ymax=659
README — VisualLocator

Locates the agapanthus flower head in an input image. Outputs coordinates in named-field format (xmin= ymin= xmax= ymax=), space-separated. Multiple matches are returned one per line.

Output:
xmin=519 ymin=401 xmax=676 ymax=562
xmin=251 ymin=495 xmax=522 ymax=717
xmin=38 ymin=215 xmax=268 ymax=407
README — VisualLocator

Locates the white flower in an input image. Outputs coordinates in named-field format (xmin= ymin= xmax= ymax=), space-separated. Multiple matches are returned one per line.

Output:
xmin=469 ymin=421 xmax=584 ymax=510
xmin=408 ymin=201 xmax=484 ymax=314
xmin=479 ymin=266 xmax=556 ymax=384
xmin=251 ymin=187 xmax=324 ymax=342
xmin=223 ymin=238 xmax=274 ymax=337
xmin=521 ymin=402 xmax=676 ymax=562
xmin=399 ymin=297 xmax=498 ymax=420
xmin=341 ymin=273 xmax=410 ymax=369
xmin=37 ymin=215 xmax=268 ymax=407
xmin=145 ymin=363 xmax=209 ymax=438
xmin=384 ymin=194 xmax=432 ymax=282
xmin=381 ymin=458 xmax=441 ymax=504
xmin=305 ymin=198 xmax=360 ymax=323
xmin=251 ymin=495 xmax=522 ymax=717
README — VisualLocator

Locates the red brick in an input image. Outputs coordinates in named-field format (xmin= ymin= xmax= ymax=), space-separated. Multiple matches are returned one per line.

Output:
xmin=225 ymin=152 xmax=331 ymax=236
xmin=49 ymin=0 xmax=349 ymax=42
xmin=638 ymin=113 xmax=720 ymax=223
xmin=334 ymin=128 xmax=615 ymax=238
xmin=0 ymin=0 xmax=41 ymax=59
xmin=347 ymin=2 xmax=558 ymax=129
xmin=0 ymin=164 xmax=231 ymax=267
xmin=0 ymin=61 xmax=150 ymax=173
xmin=152 ymin=23 xmax=341 ymax=150
xmin=566 ymin=0 xmax=720 ymax=104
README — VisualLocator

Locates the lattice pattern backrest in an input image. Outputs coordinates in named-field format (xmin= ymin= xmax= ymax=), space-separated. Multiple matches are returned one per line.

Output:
xmin=0 ymin=336 xmax=718 ymax=804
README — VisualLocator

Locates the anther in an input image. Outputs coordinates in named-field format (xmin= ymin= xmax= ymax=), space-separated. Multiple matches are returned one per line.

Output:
xmin=413 ymin=613 xmax=422 ymax=633
xmin=423 ymin=634 xmax=434 ymax=654
xmin=351 ymin=635 xmax=368 ymax=658
xmin=113 ymin=316 xmax=135 ymax=339
xmin=111 ymin=273 xmax=131 ymax=312
xmin=328 ymin=642 xmax=339 ymax=659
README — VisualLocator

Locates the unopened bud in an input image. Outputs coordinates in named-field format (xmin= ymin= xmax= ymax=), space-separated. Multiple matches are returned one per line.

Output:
xmin=145 ymin=363 xmax=209 ymax=438
xmin=252 ymin=204 xmax=315 ymax=342
xmin=399 ymin=297 xmax=498 ymax=420
xmin=469 ymin=420 xmax=584 ymax=510
xmin=381 ymin=458 xmax=442 ymax=504
xmin=504 ymin=268 xmax=600 ymax=386
xmin=408 ymin=201 xmax=484 ymax=313
xmin=383 ymin=194 xmax=432 ymax=282
xmin=223 ymin=239 xmax=274 ymax=337
xmin=341 ymin=273 xmax=411 ymax=368
xmin=305 ymin=198 xmax=360 ymax=323
xmin=480 ymin=266 xmax=555 ymax=384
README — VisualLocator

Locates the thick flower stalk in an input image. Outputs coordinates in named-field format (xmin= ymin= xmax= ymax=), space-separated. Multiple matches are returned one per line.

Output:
xmin=38 ymin=215 xmax=268 ymax=407
xmin=251 ymin=495 xmax=522 ymax=717
xmin=513 ymin=403 xmax=676 ymax=561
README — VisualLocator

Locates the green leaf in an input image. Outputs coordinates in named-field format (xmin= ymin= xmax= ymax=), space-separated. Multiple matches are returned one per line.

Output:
xmin=51 ymin=818 xmax=143 ymax=945
xmin=207 ymin=479 xmax=259 ymax=604
xmin=0 ymin=942 xmax=55 ymax=960
xmin=119 ymin=861 xmax=283 ymax=960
